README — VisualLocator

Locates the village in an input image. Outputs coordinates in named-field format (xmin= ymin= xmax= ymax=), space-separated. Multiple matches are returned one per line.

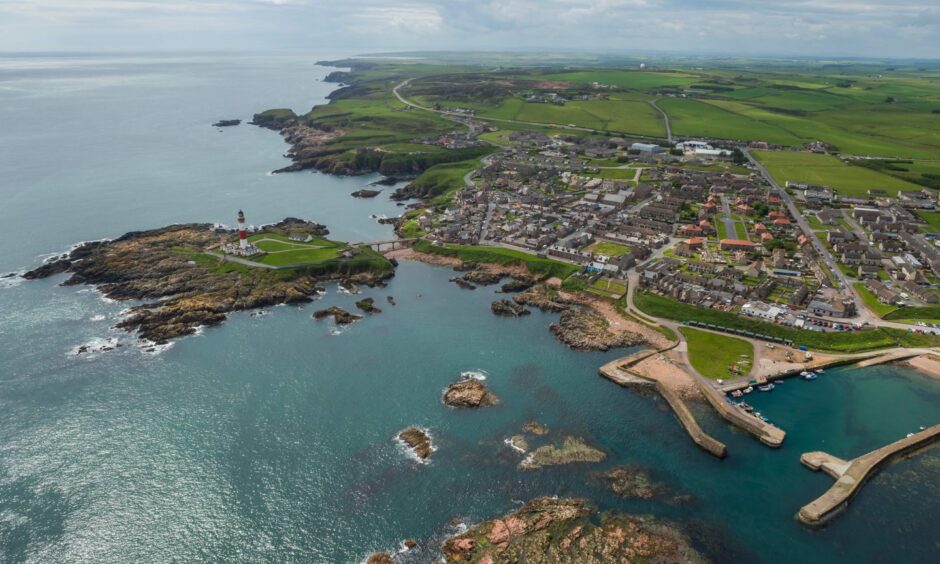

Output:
xmin=407 ymin=129 xmax=940 ymax=332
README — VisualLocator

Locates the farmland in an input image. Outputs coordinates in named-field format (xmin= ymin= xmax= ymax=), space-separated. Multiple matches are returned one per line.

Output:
xmin=752 ymin=151 xmax=923 ymax=196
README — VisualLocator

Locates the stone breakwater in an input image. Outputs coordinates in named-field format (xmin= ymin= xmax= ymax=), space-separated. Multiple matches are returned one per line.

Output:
xmin=23 ymin=219 xmax=391 ymax=343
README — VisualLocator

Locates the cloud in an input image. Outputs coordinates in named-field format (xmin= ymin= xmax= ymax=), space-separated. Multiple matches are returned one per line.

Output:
xmin=0 ymin=0 xmax=937 ymax=57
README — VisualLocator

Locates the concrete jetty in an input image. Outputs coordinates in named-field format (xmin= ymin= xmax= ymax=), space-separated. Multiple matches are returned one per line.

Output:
xmin=853 ymin=349 xmax=924 ymax=368
xmin=798 ymin=423 xmax=940 ymax=527
xmin=696 ymin=380 xmax=785 ymax=448
xmin=599 ymin=353 xmax=727 ymax=459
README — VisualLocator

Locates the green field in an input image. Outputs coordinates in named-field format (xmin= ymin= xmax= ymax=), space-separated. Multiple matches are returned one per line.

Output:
xmin=734 ymin=222 xmax=748 ymax=240
xmin=660 ymin=98 xmax=803 ymax=145
xmin=679 ymin=327 xmax=753 ymax=380
xmin=916 ymin=211 xmax=940 ymax=232
xmin=586 ymin=241 xmax=631 ymax=257
xmin=854 ymin=283 xmax=897 ymax=318
xmin=413 ymin=240 xmax=579 ymax=279
xmin=753 ymin=151 xmax=922 ymax=196
xmin=480 ymin=96 xmax=666 ymax=137
xmin=247 ymin=233 xmax=343 ymax=266
xmin=536 ymin=70 xmax=701 ymax=90
xmin=588 ymin=278 xmax=627 ymax=299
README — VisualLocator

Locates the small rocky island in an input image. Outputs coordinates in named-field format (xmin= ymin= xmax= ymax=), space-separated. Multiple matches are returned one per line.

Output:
xmin=519 ymin=436 xmax=606 ymax=469
xmin=442 ymin=376 xmax=500 ymax=408
xmin=212 ymin=119 xmax=241 ymax=127
xmin=397 ymin=427 xmax=434 ymax=461
xmin=23 ymin=218 xmax=393 ymax=343
xmin=351 ymin=189 xmax=381 ymax=198
xmin=313 ymin=306 xmax=362 ymax=324
xmin=441 ymin=497 xmax=706 ymax=562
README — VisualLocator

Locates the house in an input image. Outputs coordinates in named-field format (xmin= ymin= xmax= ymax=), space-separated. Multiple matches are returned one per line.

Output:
xmin=808 ymin=298 xmax=854 ymax=318
xmin=817 ymin=208 xmax=842 ymax=225
xmin=631 ymin=143 xmax=663 ymax=153
xmin=866 ymin=279 xmax=900 ymax=304
xmin=719 ymin=239 xmax=757 ymax=252
xmin=857 ymin=264 xmax=880 ymax=279
xmin=741 ymin=302 xmax=784 ymax=321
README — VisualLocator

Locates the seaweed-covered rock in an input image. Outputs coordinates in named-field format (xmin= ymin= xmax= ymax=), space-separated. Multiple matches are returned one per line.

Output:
xmin=355 ymin=297 xmax=382 ymax=314
xmin=443 ymin=377 xmax=500 ymax=408
xmin=398 ymin=427 xmax=433 ymax=460
xmin=500 ymin=276 xmax=535 ymax=293
xmin=441 ymin=497 xmax=706 ymax=563
xmin=352 ymin=189 xmax=381 ymax=198
xmin=519 ymin=436 xmax=606 ymax=470
xmin=462 ymin=270 xmax=504 ymax=285
xmin=313 ymin=306 xmax=362 ymax=325
xmin=513 ymin=286 xmax=570 ymax=312
xmin=490 ymin=300 xmax=530 ymax=317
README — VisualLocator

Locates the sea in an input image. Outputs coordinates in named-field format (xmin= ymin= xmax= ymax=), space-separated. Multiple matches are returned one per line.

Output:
xmin=0 ymin=53 xmax=938 ymax=563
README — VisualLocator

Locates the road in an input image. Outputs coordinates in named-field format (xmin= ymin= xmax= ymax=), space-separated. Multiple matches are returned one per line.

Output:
xmin=649 ymin=98 xmax=672 ymax=143
xmin=393 ymin=79 xmax=669 ymax=143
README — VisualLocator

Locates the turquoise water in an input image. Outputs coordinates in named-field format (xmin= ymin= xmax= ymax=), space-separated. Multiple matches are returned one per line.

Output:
xmin=1 ymin=54 xmax=939 ymax=563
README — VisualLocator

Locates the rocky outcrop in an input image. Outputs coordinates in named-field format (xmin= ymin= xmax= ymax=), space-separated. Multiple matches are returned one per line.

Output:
xmin=550 ymin=308 xmax=644 ymax=351
xmin=398 ymin=427 xmax=433 ymax=460
xmin=441 ymin=497 xmax=706 ymax=563
xmin=522 ymin=421 xmax=549 ymax=436
xmin=513 ymin=286 xmax=570 ymax=312
xmin=355 ymin=297 xmax=382 ymax=314
xmin=452 ymin=277 xmax=476 ymax=290
xmin=22 ymin=221 xmax=391 ymax=344
xmin=443 ymin=377 xmax=500 ymax=408
xmin=490 ymin=300 xmax=530 ymax=317
xmin=313 ymin=306 xmax=362 ymax=324
xmin=595 ymin=464 xmax=693 ymax=505
xmin=212 ymin=119 xmax=241 ymax=127
xmin=351 ymin=189 xmax=381 ymax=198
xmin=500 ymin=276 xmax=535 ymax=293
xmin=519 ymin=436 xmax=607 ymax=470
xmin=365 ymin=553 xmax=393 ymax=564
xmin=462 ymin=270 xmax=504 ymax=286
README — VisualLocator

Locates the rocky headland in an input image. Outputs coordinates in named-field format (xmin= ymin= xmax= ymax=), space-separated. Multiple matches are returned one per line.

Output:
xmin=550 ymin=307 xmax=645 ymax=351
xmin=397 ymin=427 xmax=434 ymax=461
xmin=442 ymin=377 xmax=500 ymax=408
xmin=23 ymin=219 xmax=392 ymax=343
xmin=441 ymin=497 xmax=707 ymax=563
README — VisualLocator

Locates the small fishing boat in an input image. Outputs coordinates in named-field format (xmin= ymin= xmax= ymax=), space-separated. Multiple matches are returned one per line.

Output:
xmin=757 ymin=383 xmax=775 ymax=392
xmin=731 ymin=390 xmax=744 ymax=398
xmin=815 ymin=368 xmax=824 ymax=373
xmin=739 ymin=402 xmax=753 ymax=412
xmin=907 ymin=433 xmax=915 ymax=438
xmin=743 ymin=386 xmax=754 ymax=394
xmin=799 ymin=371 xmax=811 ymax=377
xmin=803 ymin=373 xmax=817 ymax=381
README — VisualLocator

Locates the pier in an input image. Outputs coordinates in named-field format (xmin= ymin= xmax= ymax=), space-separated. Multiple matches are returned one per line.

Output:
xmin=696 ymin=379 xmax=786 ymax=448
xmin=600 ymin=352 xmax=728 ymax=459
xmin=798 ymin=423 xmax=940 ymax=527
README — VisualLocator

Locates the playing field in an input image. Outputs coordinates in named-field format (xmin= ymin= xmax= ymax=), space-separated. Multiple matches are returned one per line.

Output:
xmin=247 ymin=233 xmax=343 ymax=266
xmin=679 ymin=327 xmax=754 ymax=380
xmin=752 ymin=150 xmax=923 ymax=196
xmin=586 ymin=241 xmax=632 ymax=257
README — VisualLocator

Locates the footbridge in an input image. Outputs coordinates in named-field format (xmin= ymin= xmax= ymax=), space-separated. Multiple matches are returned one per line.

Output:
xmin=366 ymin=238 xmax=419 ymax=252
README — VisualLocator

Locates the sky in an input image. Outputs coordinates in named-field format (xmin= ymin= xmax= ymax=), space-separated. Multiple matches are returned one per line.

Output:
xmin=0 ymin=0 xmax=938 ymax=59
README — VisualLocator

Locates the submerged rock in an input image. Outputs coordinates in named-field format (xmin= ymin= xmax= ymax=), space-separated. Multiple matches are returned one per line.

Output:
xmin=452 ymin=277 xmax=476 ymax=290
xmin=355 ymin=297 xmax=382 ymax=314
xmin=519 ymin=436 xmax=606 ymax=470
xmin=441 ymin=497 xmax=706 ymax=563
xmin=313 ymin=306 xmax=362 ymax=325
xmin=443 ymin=377 xmax=500 ymax=408
xmin=387 ymin=296 xmax=396 ymax=305
xmin=398 ymin=427 xmax=433 ymax=460
xmin=490 ymin=300 xmax=530 ymax=317
xmin=550 ymin=307 xmax=644 ymax=351
xmin=522 ymin=421 xmax=549 ymax=436
xmin=351 ymin=189 xmax=381 ymax=198
xmin=212 ymin=119 xmax=241 ymax=127
xmin=597 ymin=464 xmax=673 ymax=501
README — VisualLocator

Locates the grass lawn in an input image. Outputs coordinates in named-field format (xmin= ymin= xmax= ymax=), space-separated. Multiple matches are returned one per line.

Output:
xmin=633 ymin=291 xmax=922 ymax=353
xmin=753 ymin=151 xmax=922 ymax=196
xmin=679 ymin=327 xmax=753 ymax=380
xmin=916 ymin=210 xmax=940 ymax=232
xmin=854 ymin=283 xmax=897 ymax=318
xmin=883 ymin=306 xmax=940 ymax=322
xmin=247 ymin=233 xmax=343 ymax=266
xmin=588 ymin=278 xmax=627 ymax=298
xmin=586 ymin=241 xmax=631 ymax=257
xmin=413 ymin=240 xmax=578 ymax=279
xmin=716 ymin=221 xmax=730 ymax=240
xmin=734 ymin=222 xmax=748 ymax=240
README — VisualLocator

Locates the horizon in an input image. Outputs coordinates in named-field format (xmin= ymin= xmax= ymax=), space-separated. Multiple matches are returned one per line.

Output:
xmin=1 ymin=1 xmax=938 ymax=59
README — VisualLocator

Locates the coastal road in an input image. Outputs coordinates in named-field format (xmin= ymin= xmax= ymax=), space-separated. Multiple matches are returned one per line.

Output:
xmin=649 ymin=98 xmax=673 ymax=143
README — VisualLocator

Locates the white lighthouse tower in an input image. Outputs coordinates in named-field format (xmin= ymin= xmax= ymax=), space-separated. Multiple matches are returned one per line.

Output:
xmin=237 ymin=210 xmax=248 ymax=249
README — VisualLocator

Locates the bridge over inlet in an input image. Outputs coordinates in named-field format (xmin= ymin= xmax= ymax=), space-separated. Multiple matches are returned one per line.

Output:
xmin=365 ymin=238 xmax=419 ymax=252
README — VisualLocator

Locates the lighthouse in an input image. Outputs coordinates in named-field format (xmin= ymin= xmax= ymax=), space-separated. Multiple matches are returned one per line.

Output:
xmin=237 ymin=210 xmax=248 ymax=249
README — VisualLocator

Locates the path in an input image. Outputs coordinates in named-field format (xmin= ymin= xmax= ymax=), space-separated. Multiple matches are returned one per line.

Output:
xmin=649 ymin=98 xmax=672 ymax=143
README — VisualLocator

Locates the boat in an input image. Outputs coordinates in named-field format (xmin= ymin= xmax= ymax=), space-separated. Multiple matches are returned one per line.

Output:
xmin=800 ymin=371 xmax=811 ymax=377
xmin=743 ymin=386 xmax=754 ymax=394
xmin=740 ymin=402 xmax=754 ymax=412
xmin=757 ymin=384 xmax=775 ymax=392
xmin=803 ymin=373 xmax=817 ymax=381
xmin=731 ymin=390 xmax=744 ymax=398
xmin=907 ymin=433 xmax=915 ymax=438
xmin=815 ymin=368 xmax=824 ymax=373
